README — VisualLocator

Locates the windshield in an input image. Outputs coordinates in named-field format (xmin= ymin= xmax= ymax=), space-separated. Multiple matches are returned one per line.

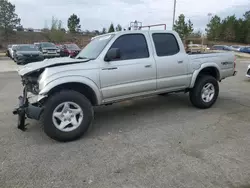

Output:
xmin=17 ymin=45 xmax=38 ymax=51
xmin=76 ymin=34 xmax=114 ymax=59
xmin=41 ymin=42 xmax=56 ymax=48
xmin=65 ymin=44 xmax=80 ymax=50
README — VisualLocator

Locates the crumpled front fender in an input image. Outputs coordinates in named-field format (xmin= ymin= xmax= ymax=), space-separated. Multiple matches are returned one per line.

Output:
xmin=38 ymin=76 xmax=102 ymax=105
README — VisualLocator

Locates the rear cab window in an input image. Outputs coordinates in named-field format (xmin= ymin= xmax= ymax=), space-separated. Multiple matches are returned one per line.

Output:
xmin=152 ymin=33 xmax=180 ymax=56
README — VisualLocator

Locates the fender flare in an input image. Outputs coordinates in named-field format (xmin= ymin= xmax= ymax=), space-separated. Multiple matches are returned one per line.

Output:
xmin=39 ymin=76 xmax=102 ymax=105
xmin=190 ymin=63 xmax=220 ymax=88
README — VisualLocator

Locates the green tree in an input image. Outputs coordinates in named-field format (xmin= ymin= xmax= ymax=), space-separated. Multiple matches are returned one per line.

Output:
xmin=67 ymin=14 xmax=81 ymax=33
xmin=189 ymin=30 xmax=202 ymax=38
xmin=205 ymin=15 xmax=221 ymax=41
xmin=173 ymin=14 xmax=193 ymax=40
xmin=115 ymin=24 xmax=122 ymax=31
xmin=51 ymin=16 xmax=62 ymax=31
xmin=101 ymin=27 xmax=107 ymax=34
xmin=108 ymin=23 xmax=115 ymax=33
xmin=0 ymin=0 xmax=21 ymax=37
xmin=205 ymin=11 xmax=250 ymax=43
xmin=43 ymin=17 xmax=65 ymax=42
xmin=243 ymin=11 xmax=250 ymax=43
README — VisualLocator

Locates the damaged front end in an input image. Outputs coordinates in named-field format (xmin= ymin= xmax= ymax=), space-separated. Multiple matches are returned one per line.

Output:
xmin=13 ymin=70 xmax=45 ymax=131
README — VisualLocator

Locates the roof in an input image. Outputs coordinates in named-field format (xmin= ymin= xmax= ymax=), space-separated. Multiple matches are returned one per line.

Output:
xmin=92 ymin=30 xmax=176 ymax=40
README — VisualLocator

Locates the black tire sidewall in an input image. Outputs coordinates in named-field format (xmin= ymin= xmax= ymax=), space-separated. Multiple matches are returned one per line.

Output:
xmin=190 ymin=76 xmax=219 ymax=109
xmin=43 ymin=90 xmax=93 ymax=142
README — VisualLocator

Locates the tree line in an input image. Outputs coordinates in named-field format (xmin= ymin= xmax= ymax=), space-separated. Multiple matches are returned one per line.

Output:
xmin=206 ymin=11 xmax=250 ymax=43
xmin=1 ymin=0 xmax=250 ymax=44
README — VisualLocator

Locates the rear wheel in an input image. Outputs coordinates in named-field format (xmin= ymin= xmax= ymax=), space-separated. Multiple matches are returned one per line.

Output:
xmin=189 ymin=75 xmax=219 ymax=109
xmin=43 ymin=90 xmax=94 ymax=142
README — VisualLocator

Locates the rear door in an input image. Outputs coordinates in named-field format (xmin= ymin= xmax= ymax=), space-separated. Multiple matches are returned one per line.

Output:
xmin=99 ymin=33 xmax=157 ymax=101
xmin=150 ymin=32 xmax=190 ymax=91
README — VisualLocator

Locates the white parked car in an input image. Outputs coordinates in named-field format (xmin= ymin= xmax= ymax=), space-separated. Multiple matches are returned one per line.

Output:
xmin=14 ymin=30 xmax=237 ymax=141
xmin=9 ymin=44 xmax=18 ymax=59
xmin=231 ymin=45 xmax=243 ymax=52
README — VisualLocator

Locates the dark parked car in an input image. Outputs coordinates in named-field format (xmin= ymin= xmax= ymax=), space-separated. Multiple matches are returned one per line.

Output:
xmin=34 ymin=42 xmax=60 ymax=58
xmin=240 ymin=46 xmax=250 ymax=54
xmin=60 ymin=43 xmax=81 ymax=57
xmin=211 ymin=45 xmax=232 ymax=51
xmin=13 ymin=44 xmax=44 ymax=64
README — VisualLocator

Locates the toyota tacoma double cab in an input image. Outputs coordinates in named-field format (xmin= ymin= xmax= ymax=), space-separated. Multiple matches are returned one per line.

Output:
xmin=13 ymin=30 xmax=237 ymax=142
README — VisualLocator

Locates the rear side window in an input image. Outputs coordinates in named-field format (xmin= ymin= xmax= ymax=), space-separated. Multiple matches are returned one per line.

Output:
xmin=110 ymin=34 xmax=149 ymax=60
xmin=152 ymin=33 xmax=180 ymax=56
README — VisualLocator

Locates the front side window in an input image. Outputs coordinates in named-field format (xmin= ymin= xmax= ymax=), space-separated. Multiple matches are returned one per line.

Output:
xmin=109 ymin=34 xmax=149 ymax=60
xmin=152 ymin=33 xmax=180 ymax=56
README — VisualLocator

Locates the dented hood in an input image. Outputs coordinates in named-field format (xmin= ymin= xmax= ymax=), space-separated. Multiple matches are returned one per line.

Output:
xmin=18 ymin=57 xmax=90 ymax=76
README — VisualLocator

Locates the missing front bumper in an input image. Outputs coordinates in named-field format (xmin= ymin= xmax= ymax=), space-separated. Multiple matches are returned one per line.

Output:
xmin=13 ymin=88 xmax=43 ymax=131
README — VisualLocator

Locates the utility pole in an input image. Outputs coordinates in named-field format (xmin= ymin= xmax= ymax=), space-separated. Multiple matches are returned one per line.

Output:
xmin=172 ymin=0 xmax=176 ymax=30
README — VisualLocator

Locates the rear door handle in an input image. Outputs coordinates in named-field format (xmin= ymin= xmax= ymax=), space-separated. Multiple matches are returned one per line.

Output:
xmin=145 ymin=65 xmax=152 ymax=68
xmin=178 ymin=60 xmax=183 ymax=64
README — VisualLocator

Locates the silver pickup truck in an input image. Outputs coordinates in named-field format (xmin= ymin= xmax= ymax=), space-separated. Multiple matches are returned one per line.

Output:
xmin=13 ymin=30 xmax=237 ymax=141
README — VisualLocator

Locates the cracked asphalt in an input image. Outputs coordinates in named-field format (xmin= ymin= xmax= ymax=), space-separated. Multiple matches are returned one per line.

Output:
xmin=1 ymin=58 xmax=250 ymax=188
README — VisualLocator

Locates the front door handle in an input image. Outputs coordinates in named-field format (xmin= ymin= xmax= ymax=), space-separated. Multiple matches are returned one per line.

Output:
xmin=178 ymin=60 xmax=183 ymax=64
xmin=145 ymin=65 xmax=152 ymax=68
xmin=102 ymin=67 xmax=118 ymax=70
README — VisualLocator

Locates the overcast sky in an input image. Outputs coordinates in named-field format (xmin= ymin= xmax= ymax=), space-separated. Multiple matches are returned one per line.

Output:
xmin=9 ymin=0 xmax=250 ymax=32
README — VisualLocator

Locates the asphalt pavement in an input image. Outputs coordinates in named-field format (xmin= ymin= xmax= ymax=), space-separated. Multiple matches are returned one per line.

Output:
xmin=1 ymin=59 xmax=250 ymax=188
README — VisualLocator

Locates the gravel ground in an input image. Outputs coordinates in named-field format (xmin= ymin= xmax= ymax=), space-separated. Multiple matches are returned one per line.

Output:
xmin=0 ymin=59 xmax=250 ymax=188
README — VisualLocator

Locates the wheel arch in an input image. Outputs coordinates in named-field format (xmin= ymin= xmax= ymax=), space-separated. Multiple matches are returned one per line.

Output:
xmin=39 ymin=76 xmax=102 ymax=105
xmin=190 ymin=64 xmax=220 ymax=88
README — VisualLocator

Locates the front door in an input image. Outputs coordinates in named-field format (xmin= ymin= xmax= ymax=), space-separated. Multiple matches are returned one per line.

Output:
xmin=100 ymin=33 xmax=157 ymax=101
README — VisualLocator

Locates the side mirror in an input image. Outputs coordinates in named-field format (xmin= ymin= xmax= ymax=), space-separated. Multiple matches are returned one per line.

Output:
xmin=105 ymin=48 xmax=121 ymax=62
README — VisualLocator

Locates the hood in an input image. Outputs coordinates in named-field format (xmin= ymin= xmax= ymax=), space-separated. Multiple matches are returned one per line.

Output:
xmin=18 ymin=57 xmax=90 ymax=76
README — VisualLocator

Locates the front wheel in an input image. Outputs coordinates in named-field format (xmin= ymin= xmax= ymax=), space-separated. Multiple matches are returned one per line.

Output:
xmin=43 ymin=90 xmax=94 ymax=142
xmin=189 ymin=75 xmax=219 ymax=109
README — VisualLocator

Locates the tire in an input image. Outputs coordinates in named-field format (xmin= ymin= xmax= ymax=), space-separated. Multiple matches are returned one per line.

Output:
xmin=43 ymin=90 xmax=94 ymax=142
xmin=189 ymin=75 xmax=219 ymax=109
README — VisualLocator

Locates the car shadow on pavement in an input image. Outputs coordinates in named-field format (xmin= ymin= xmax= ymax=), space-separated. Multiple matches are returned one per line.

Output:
xmin=87 ymin=94 xmax=193 ymax=137
xmin=24 ymin=94 xmax=193 ymax=142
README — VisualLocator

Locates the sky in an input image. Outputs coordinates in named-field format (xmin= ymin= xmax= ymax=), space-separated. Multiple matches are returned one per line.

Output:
xmin=9 ymin=0 xmax=250 ymax=32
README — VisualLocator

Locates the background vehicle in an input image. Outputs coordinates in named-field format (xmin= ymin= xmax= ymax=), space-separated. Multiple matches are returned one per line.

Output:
xmin=9 ymin=44 xmax=18 ymax=59
xmin=230 ymin=45 xmax=242 ymax=52
xmin=13 ymin=44 xmax=44 ymax=65
xmin=15 ymin=30 xmax=237 ymax=142
xmin=59 ymin=43 xmax=81 ymax=57
xmin=35 ymin=42 xmax=60 ymax=58
xmin=211 ymin=45 xmax=232 ymax=51
xmin=186 ymin=44 xmax=206 ymax=54
xmin=240 ymin=46 xmax=250 ymax=54
xmin=6 ymin=44 xmax=12 ymax=57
